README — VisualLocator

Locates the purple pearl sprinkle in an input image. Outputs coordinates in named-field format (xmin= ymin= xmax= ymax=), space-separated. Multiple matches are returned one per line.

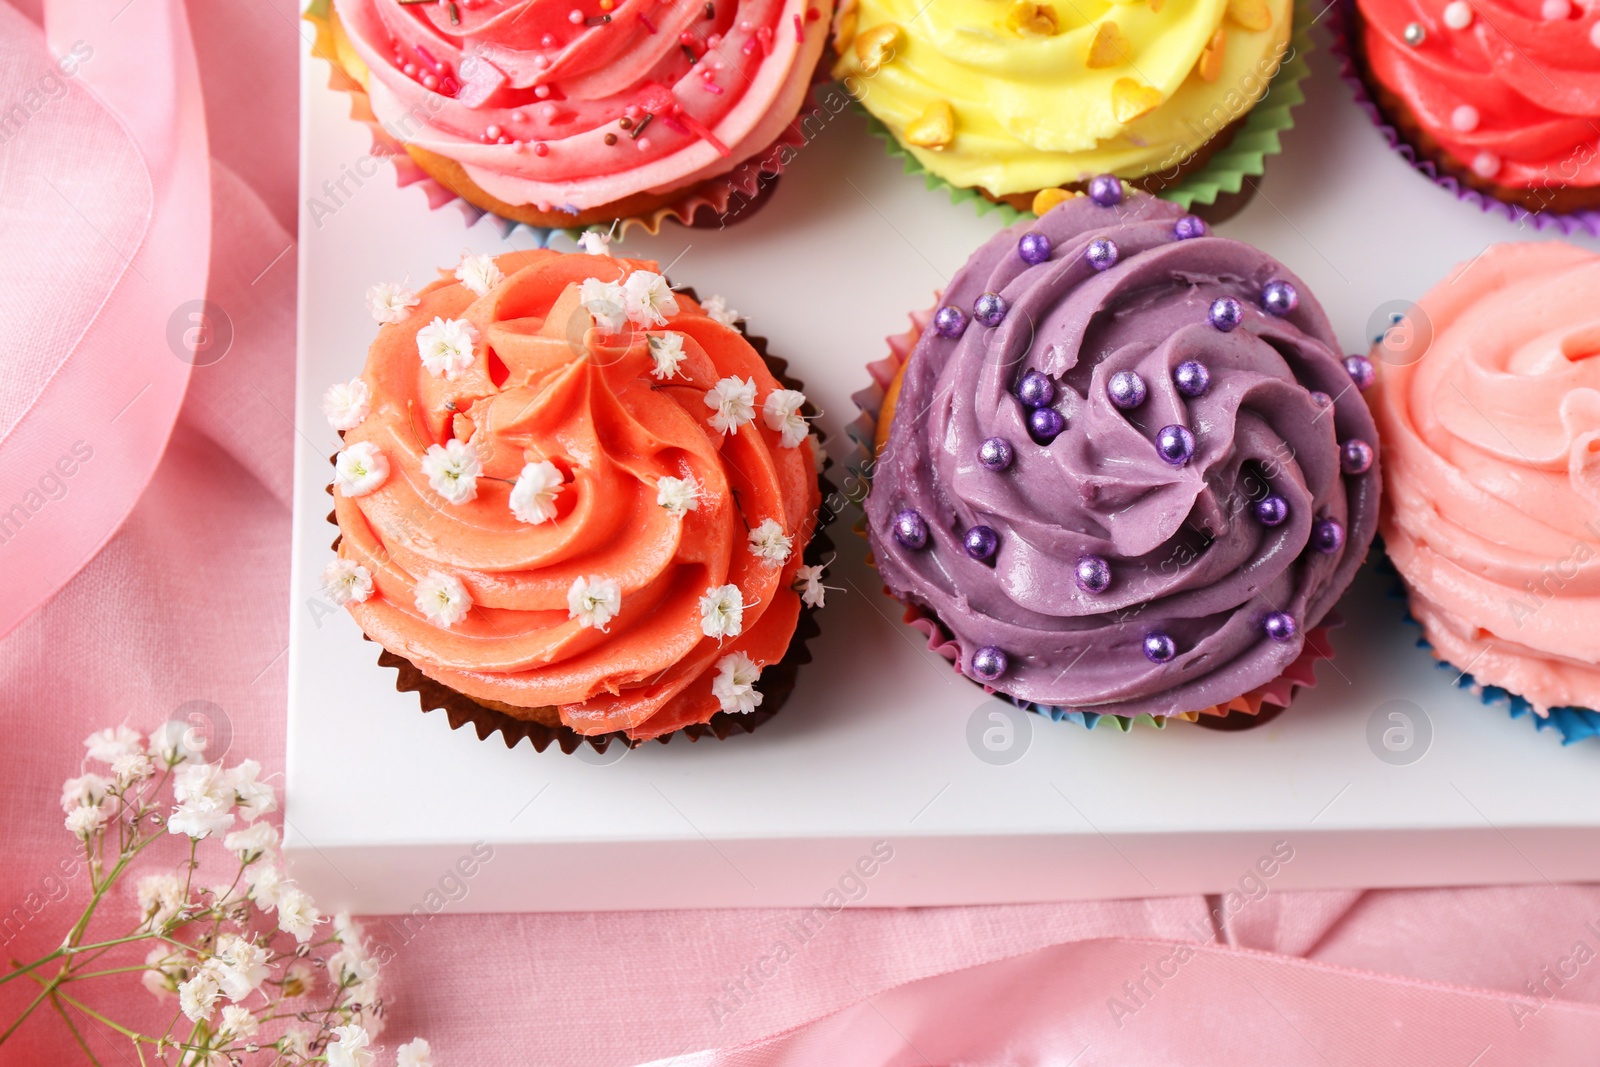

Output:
xmin=964 ymin=525 xmax=999 ymax=561
xmin=974 ymin=292 xmax=1008 ymax=327
xmin=892 ymin=508 xmax=928 ymax=550
xmin=1174 ymin=360 xmax=1211 ymax=398
xmin=1155 ymin=424 xmax=1196 ymax=466
xmin=1261 ymin=279 xmax=1299 ymax=317
xmin=1345 ymin=354 xmax=1376 ymax=390
xmin=1028 ymin=406 xmax=1065 ymax=444
xmin=1085 ymin=238 xmax=1119 ymax=271
xmin=934 ymin=305 xmax=968 ymax=338
xmin=1173 ymin=215 xmax=1207 ymax=240
xmin=1311 ymin=391 xmax=1333 ymax=408
xmin=1017 ymin=370 xmax=1056 ymax=410
xmin=1209 ymin=297 xmax=1243 ymax=332
xmin=1075 ymin=555 xmax=1112 ymax=594
xmin=971 ymin=646 xmax=1008 ymax=681
xmin=1087 ymin=174 xmax=1124 ymax=206
xmin=1143 ymin=632 xmax=1177 ymax=664
xmin=1018 ymin=232 xmax=1052 ymax=265
xmin=1263 ymin=611 xmax=1298 ymax=642
xmin=1341 ymin=438 xmax=1375 ymax=475
xmin=1312 ymin=517 xmax=1345 ymax=554
xmin=1254 ymin=494 xmax=1289 ymax=526
xmin=1107 ymin=370 xmax=1147 ymax=409
xmin=978 ymin=436 xmax=1015 ymax=471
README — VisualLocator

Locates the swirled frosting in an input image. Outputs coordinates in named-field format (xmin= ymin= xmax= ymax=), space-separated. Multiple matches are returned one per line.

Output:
xmin=1372 ymin=242 xmax=1600 ymax=714
xmin=831 ymin=0 xmax=1291 ymax=196
xmin=1357 ymin=0 xmax=1600 ymax=190
xmin=331 ymin=0 xmax=831 ymax=212
xmin=864 ymin=192 xmax=1379 ymax=717
xmin=331 ymin=251 xmax=820 ymax=740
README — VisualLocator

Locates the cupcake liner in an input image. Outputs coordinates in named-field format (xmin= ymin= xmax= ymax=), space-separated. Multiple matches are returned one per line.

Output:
xmin=329 ymin=291 xmax=838 ymax=753
xmin=1375 ymin=550 xmax=1600 ymax=746
xmin=303 ymin=0 xmax=816 ymax=241
xmin=1328 ymin=0 xmax=1600 ymax=237
xmin=858 ymin=0 xmax=1315 ymax=225
xmin=845 ymin=302 xmax=1337 ymax=731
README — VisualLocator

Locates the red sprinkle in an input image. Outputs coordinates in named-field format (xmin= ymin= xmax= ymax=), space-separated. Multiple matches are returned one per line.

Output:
xmin=757 ymin=25 xmax=773 ymax=53
xmin=805 ymin=6 xmax=820 ymax=20
xmin=741 ymin=36 xmax=757 ymax=54
xmin=679 ymin=30 xmax=696 ymax=45
xmin=793 ymin=13 xmax=804 ymax=41
xmin=702 ymin=81 xmax=724 ymax=94
xmin=534 ymin=142 xmax=549 ymax=156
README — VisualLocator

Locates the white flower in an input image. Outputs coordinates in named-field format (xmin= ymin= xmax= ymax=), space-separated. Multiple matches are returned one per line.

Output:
xmin=747 ymin=519 xmax=793 ymax=565
xmin=223 ymin=820 xmax=278 ymax=860
xmin=416 ymin=316 xmax=479 ymax=380
xmin=762 ymin=388 xmax=811 ymax=448
xmin=702 ymin=293 xmax=740 ymax=327
xmin=334 ymin=911 xmax=366 ymax=946
xmin=175 ymin=762 xmax=235 ymax=810
xmin=168 ymin=802 xmax=234 ymax=840
xmin=623 ymin=269 xmax=679 ymax=326
xmin=577 ymin=230 xmax=613 ymax=256
xmin=699 ymin=584 xmax=745 ymax=640
xmin=60 ymin=773 xmax=109 ymax=814
xmin=137 ymin=873 xmax=187 ymax=928
xmin=510 ymin=460 xmax=563 ymax=524
xmin=328 ymin=1024 xmax=375 ymax=1067
xmin=656 ymin=475 xmax=701 ymax=516
xmin=421 ymin=439 xmax=482 ymax=505
xmin=567 ymin=575 xmax=622 ymax=632
xmin=141 ymin=947 xmax=185 ymax=999
xmin=245 ymin=860 xmax=286 ymax=910
xmin=64 ymin=805 xmax=105 ymax=839
xmin=334 ymin=441 xmax=389 ymax=497
xmin=648 ymin=333 xmax=687 ymax=380
xmin=279 ymin=1029 xmax=312 ymax=1058
xmin=178 ymin=970 xmax=220 ymax=1023
xmin=578 ymin=277 xmax=628 ymax=334
xmin=322 ymin=378 xmax=371 ymax=432
xmin=322 ymin=557 xmax=374 ymax=606
xmin=415 ymin=571 xmax=472 ymax=628
xmin=147 ymin=720 xmax=199 ymax=766
xmin=366 ymin=281 xmax=419 ymax=324
xmin=280 ymin=959 xmax=317 ymax=998
xmin=454 ymin=251 xmax=504 ymax=296
xmin=215 ymin=934 xmax=271 ymax=1001
xmin=807 ymin=430 xmax=827 ymax=473
xmin=110 ymin=749 xmax=154 ymax=784
xmin=84 ymin=725 xmax=142 ymax=765
xmin=218 ymin=1004 xmax=259 ymax=1041
xmin=398 ymin=1038 xmax=434 ymax=1067
xmin=793 ymin=564 xmax=828 ymax=608
xmin=328 ymin=944 xmax=376 ymax=989
xmin=712 ymin=652 xmax=763 ymax=715
xmin=705 ymin=376 xmax=757 ymax=434
xmin=276 ymin=886 xmax=322 ymax=943
xmin=228 ymin=759 xmax=276 ymax=821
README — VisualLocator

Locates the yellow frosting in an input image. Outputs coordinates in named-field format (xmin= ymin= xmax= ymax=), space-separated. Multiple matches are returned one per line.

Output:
xmin=833 ymin=0 xmax=1293 ymax=195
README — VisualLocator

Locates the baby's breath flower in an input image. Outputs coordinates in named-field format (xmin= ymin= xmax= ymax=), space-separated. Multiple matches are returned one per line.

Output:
xmin=509 ymin=460 xmax=563 ymax=525
xmin=414 ymin=571 xmax=472 ymax=629
xmin=64 ymin=804 xmax=105 ymax=839
xmin=699 ymin=584 xmax=745 ymax=640
xmin=178 ymin=970 xmax=220 ymax=1023
xmin=567 ymin=575 xmax=622 ymax=632
xmin=275 ymin=886 xmax=322 ymax=943
xmin=762 ymin=388 xmax=811 ymax=448
xmin=398 ymin=1037 xmax=434 ymax=1067
xmin=327 ymin=1023 xmax=375 ymax=1067
xmin=622 ymin=269 xmax=678 ymax=327
xmin=747 ymin=519 xmax=793 ymax=566
xmin=83 ymin=725 xmax=142 ymax=764
xmin=228 ymin=759 xmax=277 ymax=821
xmin=704 ymin=376 xmax=757 ymax=435
xmin=454 ymin=251 xmax=504 ymax=297
xmin=421 ymin=439 xmax=482 ymax=506
xmin=656 ymin=475 xmax=700 ymax=516
xmin=60 ymin=773 xmax=109 ymax=814
xmin=366 ymin=282 xmax=419 ymax=324
xmin=712 ymin=652 xmax=763 ymax=715
xmin=322 ymin=557 xmax=374 ymax=607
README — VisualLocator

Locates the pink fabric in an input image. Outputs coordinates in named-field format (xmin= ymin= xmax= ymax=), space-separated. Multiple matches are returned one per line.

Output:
xmin=2 ymin=1 xmax=1600 ymax=1063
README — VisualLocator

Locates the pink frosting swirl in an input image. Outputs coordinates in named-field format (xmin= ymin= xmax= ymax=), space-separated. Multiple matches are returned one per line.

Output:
xmin=1372 ymin=242 xmax=1600 ymax=714
xmin=332 ymin=0 xmax=830 ymax=212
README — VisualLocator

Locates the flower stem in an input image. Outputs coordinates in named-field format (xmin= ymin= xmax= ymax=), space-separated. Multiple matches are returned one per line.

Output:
xmin=47 ymin=992 xmax=104 ymax=1067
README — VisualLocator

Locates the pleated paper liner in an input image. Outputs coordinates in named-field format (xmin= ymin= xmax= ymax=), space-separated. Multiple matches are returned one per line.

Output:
xmin=1374 ymin=550 xmax=1600 ymax=747
xmin=328 ymin=291 xmax=838 ymax=753
xmin=1328 ymin=0 xmax=1600 ymax=236
xmin=857 ymin=0 xmax=1314 ymax=228
xmin=844 ymin=303 xmax=1338 ymax=733
xmin=303 ymin=0 xmax=817 ymax=242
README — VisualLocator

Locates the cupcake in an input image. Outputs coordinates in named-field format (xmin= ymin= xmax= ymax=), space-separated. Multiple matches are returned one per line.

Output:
xmin=831 ymin=0 xmax=1302 ymax=220
xmin=859 ymin=189 xmax=1380 ymax=723
xmin=320 ymin=249 xmax=831 ymax=749
xmin=315 ymin=0 xmax=833 ymax=230
xmin=1371 ymin=242 xmax=1600 ymax=734
xmin=1345 ymin=0 xmax=1600 ymax=217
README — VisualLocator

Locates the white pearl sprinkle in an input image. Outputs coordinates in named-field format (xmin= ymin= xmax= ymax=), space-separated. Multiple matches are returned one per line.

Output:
xmin=1541 ymin=0 xmax=1570 ymax=18
xmin=568 ymin=8 xmax=583 ymax=23
xmin=1451 ymin=105 xmax=1480 ymax=132
xmin=1472 ymin=151 xmax=1501 ymax=179
xmin=1443 ymin=0 xmax=1473 ymax=28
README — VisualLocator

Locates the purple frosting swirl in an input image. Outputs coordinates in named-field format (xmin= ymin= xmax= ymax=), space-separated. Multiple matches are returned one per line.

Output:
xmin=864 ymin=194 xmax=1381 ymax=717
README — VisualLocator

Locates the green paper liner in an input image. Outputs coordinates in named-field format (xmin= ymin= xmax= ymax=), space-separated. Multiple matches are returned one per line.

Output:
xmin=858 ymin=0 xmax=1315 ymax=223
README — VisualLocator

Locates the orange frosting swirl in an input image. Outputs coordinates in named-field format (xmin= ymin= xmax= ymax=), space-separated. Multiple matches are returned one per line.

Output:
xmin=332 ymin=250 xmax=820 ymax=740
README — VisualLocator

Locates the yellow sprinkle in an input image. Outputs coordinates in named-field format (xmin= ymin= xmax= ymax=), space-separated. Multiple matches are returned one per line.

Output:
xmin=1111 ymin=78 xmax=1163 ymax=123
xmin=1196 ymin=27 xmax=1227 ymax=81
xmin=1085 ymin=20 xmax=1131 ymax=68
xmin=599 ymin=0 xmax=613 ymax=8
xmin=905 ymin=99 xmax=956 ymax=149
xmin=1031 ymin=188 xmax=1081 ymax=214
xmin=854 ymin=22 xmax=902 ymax=75
xmin=832 ymin=0 xmax=859 ymax=52
xmin=1005 ymin=0 xmax=1059 ymax=37
xmin=1226 ymin=0 xmax=1272 ymax=32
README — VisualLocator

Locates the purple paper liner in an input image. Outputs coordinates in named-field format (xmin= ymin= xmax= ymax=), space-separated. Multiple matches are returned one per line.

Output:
xmin=1328 ymin=0 xmax=1600 ymax=237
